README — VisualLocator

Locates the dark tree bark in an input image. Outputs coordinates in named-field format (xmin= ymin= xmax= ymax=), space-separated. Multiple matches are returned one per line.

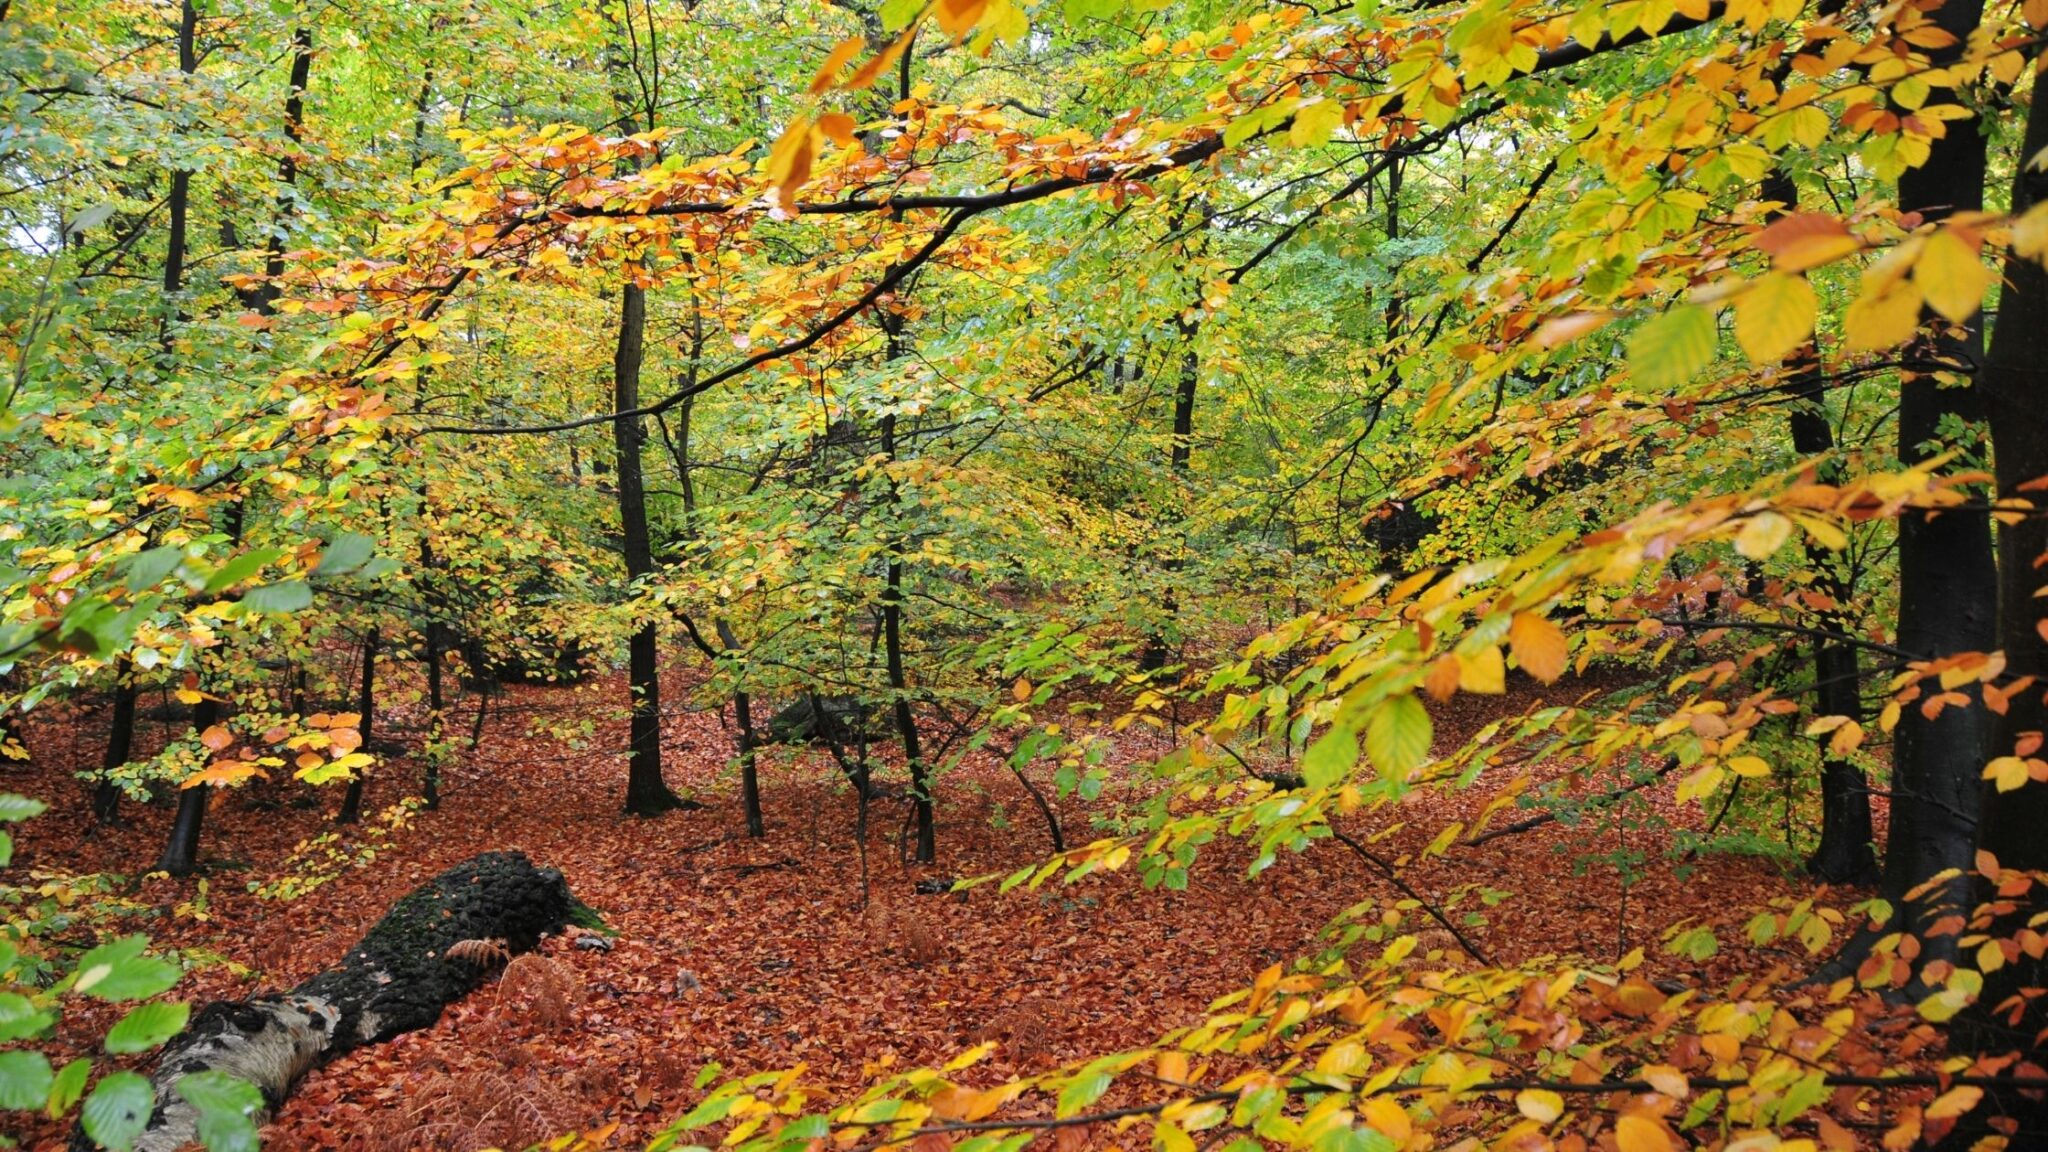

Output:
xmin=93 ymin=659 xmax=137 ymax=825
xmin=1877 ymin=0 xmax=1995 ymax=959
xmin=1759 ymin=170 xmax=1877 ymax=887
xmin=335 ymin=630 xmax=377 ymax=825
xmin=614 ymin=284 xmax=685 ymax=817
xmin=716 ymin=621 xmax=765 ymax=838
xmin=82 ymin=852 xmax=583 ymax=1152
xmin=1949 ymin=65 xmax=2048 ymax=1147
xmin=880 ymin=412 xmax=934 ymax=863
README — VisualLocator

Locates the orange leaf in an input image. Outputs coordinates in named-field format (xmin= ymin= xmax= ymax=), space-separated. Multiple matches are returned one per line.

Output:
xmin=845 ymin=32 xmax=911 ymax=90
xmin=199 ymin=724 xmax=234 ymax=752
xmin=1508 ymin=612 xmax=1568 ymax=684
xmin=809 ymin=36 xmax=866 ymax=94
xmin=1756 ymin=212 xmax=1861 ymax=272
xmin=1616 ymin=1113 xmax=1674 ymax=1152
xmin=819 ymin=112 xmax=858 ymax=145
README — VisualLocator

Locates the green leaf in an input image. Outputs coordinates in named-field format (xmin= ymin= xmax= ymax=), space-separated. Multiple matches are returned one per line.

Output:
xmin=0 ymin=1049 xmax=55 ymax=1109
xmin=1365 ymin=693 xmax=1432 ymax=780
xmin=0 ymin=793 xmax=48 ymax=823
xmin=241 ymin=580 xmax=312 ymax=614
xmin=0 ymin=991 xmax=55 ymax=1041
xmin=200 ymin=549 xmax=284 ymax=594
xmin=82 ymin=1071 xmax=154 ymax=1151
xmin=46 ymin=1057 xmax=90 ymax=1119
xmin=105 ymin=1001 xmax=190 ymax=1054
xmin=1625 ymin=304 xmax=1717 ymax=392
xmin=315 ymin=533 xmax=375 ymax=577
xmin=1301 ymin=721 xmax=1359 ymax=789
xmin=0 ymin=830 xmax=12 ymax=868
xmin=71 ymin=936 xmax=180 ymax=1002
xmin=1057 ymin=1071 xmax=1112 ymax=1117
xmin=119 ymin=546 xmax=185 ymax=592
xmin=176 ymin=1070 xmax=262 ymax=1152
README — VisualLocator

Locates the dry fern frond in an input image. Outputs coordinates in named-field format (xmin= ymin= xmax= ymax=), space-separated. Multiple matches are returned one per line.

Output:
xmin=499 ymin=952 xmax=584 ymax=1028
xmin=444 ymin=937 xmax=511 ymax=968
xmin=366 ymin=1066 xmax=583 ymax=1152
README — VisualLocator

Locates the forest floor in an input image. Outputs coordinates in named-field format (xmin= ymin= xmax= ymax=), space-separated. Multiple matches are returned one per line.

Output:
xmin=5 ymin=668 xmax=1841 ymax=1151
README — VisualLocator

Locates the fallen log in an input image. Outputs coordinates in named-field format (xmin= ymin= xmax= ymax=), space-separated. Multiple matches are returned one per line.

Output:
xmin=82 ymin=851 xmax=590 ymax=1152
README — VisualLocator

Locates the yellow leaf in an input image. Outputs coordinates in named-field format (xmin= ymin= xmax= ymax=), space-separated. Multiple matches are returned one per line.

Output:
xmin=1458 ymin=645 xmax=1507 ymax=694
xmin=2013 ymin=201 xmax=2048 ymax=261
xmin=1516 ymin=1088 xmax=1564 ymax=1123
xmin=1728 ymin=755 xmax=1772 ymax=778
xmin=1640 ymin=1064 xmax=1689 ymax=1099
xmin=1915 ymin=227 xmax=1991 ymax=322
xmin=1735 ymin=272 xmax=1818 ymax=363
xmin=1984 ymin=755 xmax=2030 ymax=792
xmin=1508 ymin=612 xmax=1569 ymax=684
xmin=1627 ymin=304 xmax=1717 ymax=391
xmin=1843 ymin=279 xmax=1924 ymax=351
xmin=1735 ymin=510 xmax=1793 ymax=559
xmin=174 ymin=688 xmax=204 ymax=705
xmin=1289 ymin=98 xmax=1345 ymax=147
xmin=1926 ymin=1084 xmax=1983 ymax=1120
xmin=1360 ymin=1098 xmax=1412 ymax=1141
xmin=1617 ymin=1113 xmax=1675 ymax=1152
xmin=765 ymin=117 xmax=817 ymax=203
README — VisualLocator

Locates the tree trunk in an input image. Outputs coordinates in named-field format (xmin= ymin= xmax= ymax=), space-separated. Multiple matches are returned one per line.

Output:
xmin=1949 ymin=64 xmax=2048 ymax=1146
xmin=93 ymin=660 xmax=137 ymax=825
xmin=154 ymin=695 xmax=216 ymax=877
xmin=82 ymin=852 xmax=583 ymax=1152
xmin=336 ymin=630 xmax=377 ymax=825
xmin=1759 ymin=170 xmax=1877 ymax=887
xmin=616 ymin=284 xmax=683 ymax=817
xmin=1878 ymin=0 xmax=1994 ymax=958
xmin=879 ymin=412 xmax=934 ymax=863
xmin=714 ymin=621 xmax=765 ymax=838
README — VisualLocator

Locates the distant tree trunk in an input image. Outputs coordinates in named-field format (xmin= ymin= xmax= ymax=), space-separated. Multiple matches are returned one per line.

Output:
xmin=715 ymin=621 xmax=765 ymax=838
xmin=84 ymin=852 xmax=582 ymax=1152
xmin=422 ymin=610 xmax=445 ymax=810
xmin=336 ymin=630 xmax=377 ymax=825
xmin=880 ymin=412 xmax=934 ymax=863
xmin=94 ymin=659 xmax=137 ymax=825
xmin=1759 ymin=170 xmax=1877 ymax=887
xmin=1879 ymin=0 xmax=1995 ymax=958
xmin=1141 ymin=326 xmax=1199 ymax=674
xmin=1952 ymin=66 xmax=2048 ymax=1146
xmin=160 ymin=495 xmax=248 ymax=875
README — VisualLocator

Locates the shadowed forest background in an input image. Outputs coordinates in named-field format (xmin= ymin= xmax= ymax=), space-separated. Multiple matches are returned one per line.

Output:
xmin=4 ymin=0 xmax=2048 ymax=1149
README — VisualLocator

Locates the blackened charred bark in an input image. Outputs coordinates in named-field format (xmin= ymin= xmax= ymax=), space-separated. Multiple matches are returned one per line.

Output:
xmin=1881 ymin=0 xmax=1995 ymax=959
xmin=81 ymin=852 xmax=582 ymax=1152
xmin=336 ymin=630 xmax=377 ymax=825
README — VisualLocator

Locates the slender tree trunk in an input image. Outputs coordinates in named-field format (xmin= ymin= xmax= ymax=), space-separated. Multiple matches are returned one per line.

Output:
xmin=715 ymin=621 xmax=765 ymax=838
xmin=422 ymin=546 xmax=445 ymax=811
xmin=158 ymin=502 xmax=245 ymax=876
xmin=1879 ymin=0 xmax=1995 ymax=959
xmin=880 ymin=412 xmax=934 ymax=863
xmin=615 ymin=284 xmax=682 ymax=816
xmin=93 ymin=659 xmax=137 ymax=825
xmin=1141 ymin=326 xmax=1199 ymax=673
xmin=1760 ymin=171 xmax=1877 ymax=887
xmin=336 ymin=630 xmax=376 ymax=824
